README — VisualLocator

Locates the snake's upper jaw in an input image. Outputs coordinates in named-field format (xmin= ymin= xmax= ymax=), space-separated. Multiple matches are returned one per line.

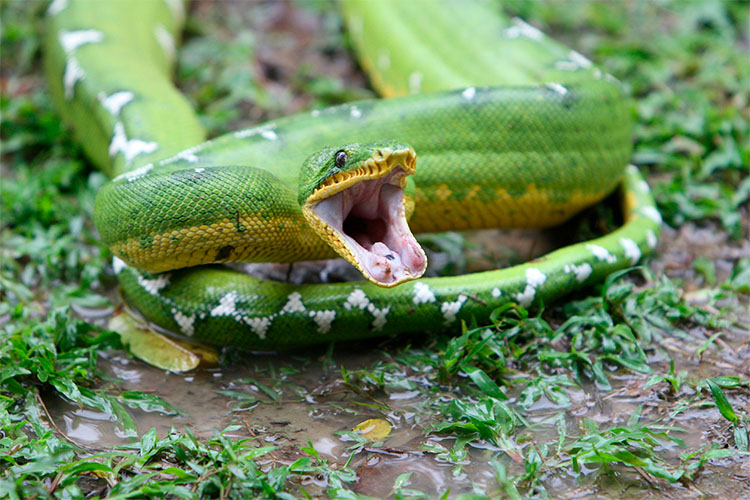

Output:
xmin=303 ymin=146 xmax=427 ymax=287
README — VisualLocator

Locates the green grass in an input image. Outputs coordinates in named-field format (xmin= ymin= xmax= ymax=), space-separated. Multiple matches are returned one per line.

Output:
xmin=1 ymin=0 xmax=748 ymax=498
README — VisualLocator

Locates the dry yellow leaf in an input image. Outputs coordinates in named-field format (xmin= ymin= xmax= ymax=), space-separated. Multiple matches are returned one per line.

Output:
xmin=353 ymin=418 xmax=392 ymax=441
xmin=109 ymin=313 xmax=218 ymax=371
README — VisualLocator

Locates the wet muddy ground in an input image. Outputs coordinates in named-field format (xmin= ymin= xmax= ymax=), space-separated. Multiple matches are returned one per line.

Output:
xmin=45 ymin=210 xmax=750 ymax=498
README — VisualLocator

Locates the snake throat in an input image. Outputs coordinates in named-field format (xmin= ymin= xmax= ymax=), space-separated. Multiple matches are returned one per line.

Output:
xmin=303 ymin=147 xmax=427 ymax=287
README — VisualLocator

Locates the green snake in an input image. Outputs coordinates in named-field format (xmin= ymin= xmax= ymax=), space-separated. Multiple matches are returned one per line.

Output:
xmin=44 ymin=0 xmax=662 ymax=350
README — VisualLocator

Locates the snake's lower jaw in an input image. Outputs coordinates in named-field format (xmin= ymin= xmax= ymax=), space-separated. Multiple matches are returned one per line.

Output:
xmin=304 ymin=165 xmax=427 ymax=288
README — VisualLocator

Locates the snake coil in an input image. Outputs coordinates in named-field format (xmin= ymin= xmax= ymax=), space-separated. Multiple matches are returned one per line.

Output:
xmin=44 ymin=0 xmax=661 ymax=350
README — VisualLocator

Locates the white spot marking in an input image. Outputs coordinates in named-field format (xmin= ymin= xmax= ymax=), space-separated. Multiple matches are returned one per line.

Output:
xmin=408 ymin=72 xmax=423 ymax=94
xmin=154 ymin=24 xmax=175 ymax=61
xmin=441 ymin=295 xmax=467 ymax=324
xmin=555 ymin=61 xmax=579 ymax=71
xmin=233 ymin=128 xmax=255 ymax=139
xmin=310 ymin=310 xmax=336 ymax=334
xmin=344 ymin=289 xmax=369 ymax=310
xmin=282 ymin=292 xmax=306 ymax=314
xmin=526 ymin=268 xmax=547 ymax=288
xmin=413 ymin=282 xmax=436 ymax=304
xmin=514 ymin=268 xmax=547 ymax=308
xmin=568 ymin=50 xmax=592 ymax=68
xmin=546 ymin=82 xmax=568 ymax=95
xmin=515 ymin=287 xmax=536 ymax=308
xmin=98 ymin=91 xmax=134 ymax=116
xmin=640 ymin=206 xmax=663 ymax=224
xmin=59 ymin=31 xmax=102 ymax=99
xmin=620 ymin=238 xmax=641 ymax=265
xmin=604 ymin=73 xmax=622 ymax=86
xmin=367 ymin=303 xmax=390 ymax=331
xmin=491 ymin=288 xmax=502 ymax=298
xmin=563 ymin=263 xmax=593 ymax=283
xmin=646 ymin=229 xmax=658 ymax=249
xmin=503 ymin=26 xmax=520 ymax=39
xmin=244 ymin=317 xmax=271 ymax=339
xmin=461 ymin=87 xmax=476 ymax=100
xmin=112 ymin=162 xmax=153 ymax=183
xmin=47 ymin=0 xmax=68 ymax=16
xmin=172 ymin=309 xmax=195 ymax=336
xmin=177 ymin=150 xmax=199 ymax=163
xmin=60 ymin=30 xmax=104 ymax=53
xmin=63 ymin=58 xmax=85 ymax=100
xmin=164 ymin=144 xmax=203 ymax=165
xmin=162 ymin=0 xmax=185 ymax=25
xmin=194 ymin=167 xmax=205 ymax=173
xmin=109 ymin=122 xmax=158 ymax=165
xmin=342 ymin=289 xmax=389 ymax=329
xmin=112 ymin=257 xmax=126 ymax=275
xmin=211 ymin=292 xmax=238 ymax=317
xmin=350 ymin=106 xmax=362 ymax=119
xmin=505 ymin=18 xmax=544 ymax=40
xmin=234 ymin=125 xmax=277 ymax=140
xmin=137 ymin=274 xmax=170 ymax=295
xmin=261 ymin=129 xmax=278 ymax=141
xmin=587 ymin=244 xmax=617 ymax=264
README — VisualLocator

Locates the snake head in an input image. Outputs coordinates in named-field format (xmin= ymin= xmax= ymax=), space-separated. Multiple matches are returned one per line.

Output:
xmin=300 ymin=141 xmax=427 ymax=288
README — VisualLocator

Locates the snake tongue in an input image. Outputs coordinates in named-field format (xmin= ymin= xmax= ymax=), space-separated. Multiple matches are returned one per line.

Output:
xmin=309 ymin=167 xmax=427 ymax=287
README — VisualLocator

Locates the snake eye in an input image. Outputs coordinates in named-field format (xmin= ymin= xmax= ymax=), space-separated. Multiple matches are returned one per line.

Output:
xmin=334 ymin=150 xmax=347 ymax=169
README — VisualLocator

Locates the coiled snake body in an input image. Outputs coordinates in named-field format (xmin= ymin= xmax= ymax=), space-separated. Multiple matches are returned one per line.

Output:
xmin=44 ymin=0 xmax=661 ymax=350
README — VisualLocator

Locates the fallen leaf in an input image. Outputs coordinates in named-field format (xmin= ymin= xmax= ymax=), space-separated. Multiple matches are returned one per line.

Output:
xmin=353 ymin=418 xmax=392 ymax=441
xmin=109 ymin=313 xmax=217 ymax=371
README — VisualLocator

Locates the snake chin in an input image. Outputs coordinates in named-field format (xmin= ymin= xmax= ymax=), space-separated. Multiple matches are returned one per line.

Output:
xmin=310 ymin=165 xmax=427 ymax=287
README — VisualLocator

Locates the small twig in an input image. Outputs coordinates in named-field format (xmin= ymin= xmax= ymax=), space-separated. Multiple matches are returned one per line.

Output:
xmin=635 ymin=466 xmax=660 ymax=489
xmin=220 ymin=476 xmax=233 ymax=500
xmin=713 ymin=335 xmax=739 ymax=357
xmin=657 ymin=339 xmax=693 ymax=357
xmin=47 ymin=471 xmax=63 ymax=495
xmin=242 ymin=415 xmax=282 ymax=462
xmin=702 ymin=358 xmax=750 ymax=375
xmin=362 ymin=447 xmax=423 ymax=457
xmin=464 ymin=293 xmax=487 ymax=306
xmin=35 ymin=389 xmax=94 ymax=450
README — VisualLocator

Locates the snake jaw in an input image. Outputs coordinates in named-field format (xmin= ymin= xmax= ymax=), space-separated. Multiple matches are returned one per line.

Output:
xmin=303 ymin=146 xmax=427 ymax=287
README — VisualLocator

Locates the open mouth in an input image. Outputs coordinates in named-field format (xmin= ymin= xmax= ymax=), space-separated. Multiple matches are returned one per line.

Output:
xmin=304 ymin=148 xmax=427 ymax=287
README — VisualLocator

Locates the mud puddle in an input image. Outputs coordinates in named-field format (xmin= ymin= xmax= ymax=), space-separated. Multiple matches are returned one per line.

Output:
xmin=42 ymin=334 xmax=750 ymax=498
xmin=43 ymin=215 xmax=750 ymax=497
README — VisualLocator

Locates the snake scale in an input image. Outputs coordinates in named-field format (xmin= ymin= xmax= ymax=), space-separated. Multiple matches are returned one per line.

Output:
xmin=44 ymin=0 xmax=662 ymax=350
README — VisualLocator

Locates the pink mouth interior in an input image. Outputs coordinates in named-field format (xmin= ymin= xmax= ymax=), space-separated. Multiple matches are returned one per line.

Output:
xmin=312 ymin=167 xmax=427 ymax=285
